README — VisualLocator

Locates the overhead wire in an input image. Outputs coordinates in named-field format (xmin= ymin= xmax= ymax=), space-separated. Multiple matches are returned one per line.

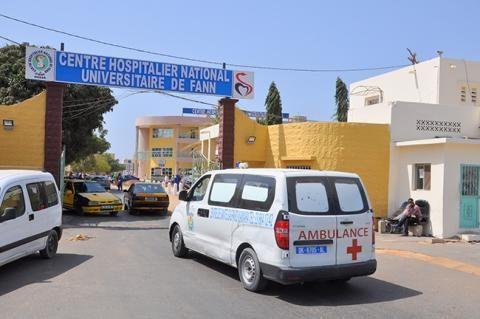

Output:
xmin=0 ymin=13 xmax=410 ymax=72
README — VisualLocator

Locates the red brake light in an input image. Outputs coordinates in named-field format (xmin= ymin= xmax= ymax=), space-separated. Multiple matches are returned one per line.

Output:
xmin=372 ymin=215 xmax=375 ymax=246
xmin=274 ymin=211 xmax=289 ymax=250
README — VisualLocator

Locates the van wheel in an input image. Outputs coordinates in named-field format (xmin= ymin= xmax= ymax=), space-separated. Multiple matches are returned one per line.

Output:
xmin=40 ymin=231 xmax=58 ymax=259
xmin=238 ymin=248 xmax=267 ymax=292
xmin=171 ymin=225 xmax=188 ymax=257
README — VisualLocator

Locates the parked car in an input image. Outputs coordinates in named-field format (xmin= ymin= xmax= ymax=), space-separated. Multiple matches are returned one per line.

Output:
xmin=91 ymin=175 xmax=111 ymax=190
xmin=124 ymin=183 xmax=169 ymax=214
xmin=0 ymin=170 xmax=62 ymax=267
xmin=169 ymin=169 xmax=376 ymax=292
xmin=121 ymin=175 xmax=140 ymax=189
xmin=63 ymin=180 xmax=123 ymax=216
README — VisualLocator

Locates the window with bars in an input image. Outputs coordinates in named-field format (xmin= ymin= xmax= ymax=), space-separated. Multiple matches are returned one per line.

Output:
xmin=151 ymin=167 xmax=173 ymax=177
xmin=461 ymin=166 xmax=479 ymax=196
xmin=472 ymin=88 xmax=477 ymax=104
xmin=414 ymin=164 xmax=431 ymax=190
xmin=152 ymin=148 xmax=173 ymax=157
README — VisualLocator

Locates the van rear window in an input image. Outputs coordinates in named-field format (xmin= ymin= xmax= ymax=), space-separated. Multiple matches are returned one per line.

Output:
xmin=287 ymin=177 xmax=333 ymax=215
xmin=287 ymin=176 xmax=369 ymax=215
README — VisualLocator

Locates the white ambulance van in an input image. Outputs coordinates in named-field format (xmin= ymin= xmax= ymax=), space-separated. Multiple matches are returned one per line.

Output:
xmin=169 ymin=169 xmax=376 ymax=291
xmin=0 ymin=170 xmax=62 ymax=267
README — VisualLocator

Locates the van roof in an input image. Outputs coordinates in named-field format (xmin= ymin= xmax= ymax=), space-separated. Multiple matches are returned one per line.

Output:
xmin=208 ymin=168 xmax=359 ymax=178
xmin=0 ymin=170 xmax=54 ymax=185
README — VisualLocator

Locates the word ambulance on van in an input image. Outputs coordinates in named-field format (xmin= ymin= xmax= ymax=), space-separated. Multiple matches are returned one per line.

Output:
xmin=169 ymin=169 xmax=376 ymax=292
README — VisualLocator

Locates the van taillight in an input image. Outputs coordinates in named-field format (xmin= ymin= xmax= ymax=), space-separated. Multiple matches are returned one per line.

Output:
xmin=372 ymin=215 xmax=375 ymax=246
xmin=274 ymin=211 xmax=289 ymax=250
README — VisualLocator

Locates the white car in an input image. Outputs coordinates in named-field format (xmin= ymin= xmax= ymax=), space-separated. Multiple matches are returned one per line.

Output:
xmin=0 ymin=170 xmax=62 ymax=267
xmin=169 ymin=169 xmax=376 ymax=291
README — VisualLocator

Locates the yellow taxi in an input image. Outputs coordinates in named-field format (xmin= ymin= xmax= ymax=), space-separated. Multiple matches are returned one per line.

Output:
xmin=124 ymin=183 xmax=169 ymax=215
xmin=63 ymin=180 xmax=123 ymax=216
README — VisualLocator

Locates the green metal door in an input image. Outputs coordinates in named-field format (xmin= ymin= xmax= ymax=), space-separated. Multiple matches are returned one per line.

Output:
xmin=460 ymin=165 xmax=480 ymax=228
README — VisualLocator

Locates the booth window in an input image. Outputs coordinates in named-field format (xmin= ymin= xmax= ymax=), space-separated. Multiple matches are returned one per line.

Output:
xmin=414 ymin=164 xmax=431 ymax=190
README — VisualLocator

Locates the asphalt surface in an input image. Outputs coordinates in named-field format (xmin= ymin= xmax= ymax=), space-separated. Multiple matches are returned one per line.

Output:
xmin=0 ymin=210 xmax=479 ymax=319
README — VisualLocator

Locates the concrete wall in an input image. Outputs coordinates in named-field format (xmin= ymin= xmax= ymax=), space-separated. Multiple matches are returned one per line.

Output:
xmin=390 ymin=144 xmax=446 ymax=237
xmin=0 ymin=92 xmax=46 ymax=170
xmin=438 ymin=58 xmax=480 ymax=106
xmin=231 ymin=109 xmax=391 ymax=217
xmin=350 ymin=58 xmax=440 ymax=109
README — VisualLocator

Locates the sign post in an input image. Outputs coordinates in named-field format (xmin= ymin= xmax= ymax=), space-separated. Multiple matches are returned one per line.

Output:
xmin=25 ymin=46 xmax=255 ymax=99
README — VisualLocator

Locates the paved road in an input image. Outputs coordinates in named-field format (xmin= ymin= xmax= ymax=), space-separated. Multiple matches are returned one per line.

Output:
xmin=0 ymin=211 xmax=479 ymax=319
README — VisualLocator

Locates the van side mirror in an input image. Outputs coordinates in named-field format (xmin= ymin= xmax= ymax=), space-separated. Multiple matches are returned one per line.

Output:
xmin=2 ymin=207 xmax=17 ymax=221
xmin=179 ymin=190 xmax=189 ymax=202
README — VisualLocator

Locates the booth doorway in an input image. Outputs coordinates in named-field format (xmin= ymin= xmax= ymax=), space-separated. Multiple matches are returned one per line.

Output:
xmin=460 ymin=165 xmax=480 ymax=228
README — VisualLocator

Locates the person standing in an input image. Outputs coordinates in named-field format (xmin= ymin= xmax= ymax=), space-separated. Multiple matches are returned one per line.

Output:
xmin=117 ymin=173 xmax=124 ymax=191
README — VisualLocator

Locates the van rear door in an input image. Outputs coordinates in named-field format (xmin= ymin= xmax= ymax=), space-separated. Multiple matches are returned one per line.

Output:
xmin=286 ymin=177 xmax=337 ymax=268
xmin=333 ymin=177 xmax=374 ymax=265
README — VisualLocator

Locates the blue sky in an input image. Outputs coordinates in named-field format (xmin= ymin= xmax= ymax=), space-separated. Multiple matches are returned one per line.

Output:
xmin=2 ymin=0 xmax=480 ymax=160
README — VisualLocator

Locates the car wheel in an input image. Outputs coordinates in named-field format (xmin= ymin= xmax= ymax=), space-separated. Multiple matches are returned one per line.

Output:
xmin=171 ymin=225 xmax=188 ymax=257
xmin=238 ymin=248 xmax=267 ymax=292
xmin=39 ymin=230 xmax=59 ymax=259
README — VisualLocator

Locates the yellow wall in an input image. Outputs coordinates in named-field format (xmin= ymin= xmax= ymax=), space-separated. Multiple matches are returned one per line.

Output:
xmin=0 ymin=92 xmax=46 ymax=170
xmin=232 ymin=109 xmax=390 ymax=217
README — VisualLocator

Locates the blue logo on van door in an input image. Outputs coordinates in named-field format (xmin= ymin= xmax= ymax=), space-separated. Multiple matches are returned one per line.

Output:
xmin=295 ymin=246 xmax=328 ymax=254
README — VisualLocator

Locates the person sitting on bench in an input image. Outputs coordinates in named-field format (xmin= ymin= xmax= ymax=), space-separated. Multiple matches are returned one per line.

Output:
xmin=394 ymin=198 xmax=422 ymax=236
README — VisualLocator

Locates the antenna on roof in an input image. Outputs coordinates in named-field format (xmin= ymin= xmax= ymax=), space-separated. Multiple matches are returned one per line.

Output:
xmin=436 ymin=50 xmax=444 ymax=58
xmin=407 ymin=48 xmax=419 ymax=64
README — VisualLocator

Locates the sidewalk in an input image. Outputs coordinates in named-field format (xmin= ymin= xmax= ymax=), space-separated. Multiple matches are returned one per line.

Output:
xmin=376 ymin=233 xmax=480 ymax=267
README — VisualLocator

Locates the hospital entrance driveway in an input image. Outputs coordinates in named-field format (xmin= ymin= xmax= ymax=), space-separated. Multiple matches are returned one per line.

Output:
xmin=0 ymin=212 xmax=478 ymax=319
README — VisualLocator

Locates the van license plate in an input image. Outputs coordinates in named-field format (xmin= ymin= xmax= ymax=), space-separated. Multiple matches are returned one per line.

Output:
xmin=296 ymin=246 xmax=327 ymax=254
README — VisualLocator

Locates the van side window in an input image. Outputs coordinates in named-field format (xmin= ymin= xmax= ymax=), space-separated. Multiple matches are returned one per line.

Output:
xmin=287 ymin=177 xmax=333 ymax=215
xmin=189 ymin=175 xmax=211 ymax=201
xmin=44 ymin=181 xmax=59 ymax=207
xmin=334 ymin=178 xmax=368 ymax=214
xmin=208 ymin=174 xmax=242 ymax=207
xmin=27 ymin=183 xmax=47 ymax=212
xmin=0 ymin=186 xmax=26 ymax=222
xmin=238 ymin=176 xmax=275 ymax=211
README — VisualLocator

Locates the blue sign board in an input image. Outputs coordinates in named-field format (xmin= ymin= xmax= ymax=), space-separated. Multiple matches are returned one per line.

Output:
xmin=25 ymin=46 xmax=255 ymax=99
xmin=182 ymin=107 xmax=289 ymax=119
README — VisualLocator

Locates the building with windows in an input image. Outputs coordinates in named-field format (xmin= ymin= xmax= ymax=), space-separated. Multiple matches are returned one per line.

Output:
xmin=134 ymin=116 xmax=212 ymax=180
xmin=348 ymin=56 xmax=480 ymax=238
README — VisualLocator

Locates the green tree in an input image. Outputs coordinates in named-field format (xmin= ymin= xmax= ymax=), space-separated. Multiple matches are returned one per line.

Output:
xmin=334 ymin=77 xmax=349 ymax=122
xmin=70 ymin=154 xmax=112 ymax=174
xmin=102 ymin=153 xmax=126 ymax=172
xmin=265 ymin=81 xmax=283 ymax=125
xmin=0 ymin=44 xmax=117 ymax=164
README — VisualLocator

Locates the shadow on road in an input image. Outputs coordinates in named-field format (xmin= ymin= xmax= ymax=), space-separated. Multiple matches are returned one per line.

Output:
xmin=189 ymin=251 xmax=422 ymax=306
xmin=61 ymin=211 xmax=170 ymax=231
xmin=0 ymin=253 xmax=92 ymax=297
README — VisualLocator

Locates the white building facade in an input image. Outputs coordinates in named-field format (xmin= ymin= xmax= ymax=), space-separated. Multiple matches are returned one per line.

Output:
xmin=348 ymin=57 xmax=480 ymax=238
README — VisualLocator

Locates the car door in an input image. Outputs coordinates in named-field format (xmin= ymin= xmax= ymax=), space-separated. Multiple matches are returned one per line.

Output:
xmin=334 ymin=177 xmax=374 ymax=265
xmin=287 ymin=176 xmax=338 ymax=267
xmin=184 ymin=175 xmax=211 ymax=254
xmin=25 ymin=182 xmax=52 ymax=250
xmin=0 ymin=184 xmax=30 ymax=264
xmin=63 ymin=181 xmax=75 ymax=209
xmin=202 ymin=174 xmax=243 ymax=263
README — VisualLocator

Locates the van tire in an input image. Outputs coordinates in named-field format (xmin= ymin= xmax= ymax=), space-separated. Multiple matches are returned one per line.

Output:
xmin=238 ymin=248 xmax=267 ymax=292
xmin=39 ymin=230 xmax=58 ymax=259
xmin=171 ymin=225 xmax=188 ymax=257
